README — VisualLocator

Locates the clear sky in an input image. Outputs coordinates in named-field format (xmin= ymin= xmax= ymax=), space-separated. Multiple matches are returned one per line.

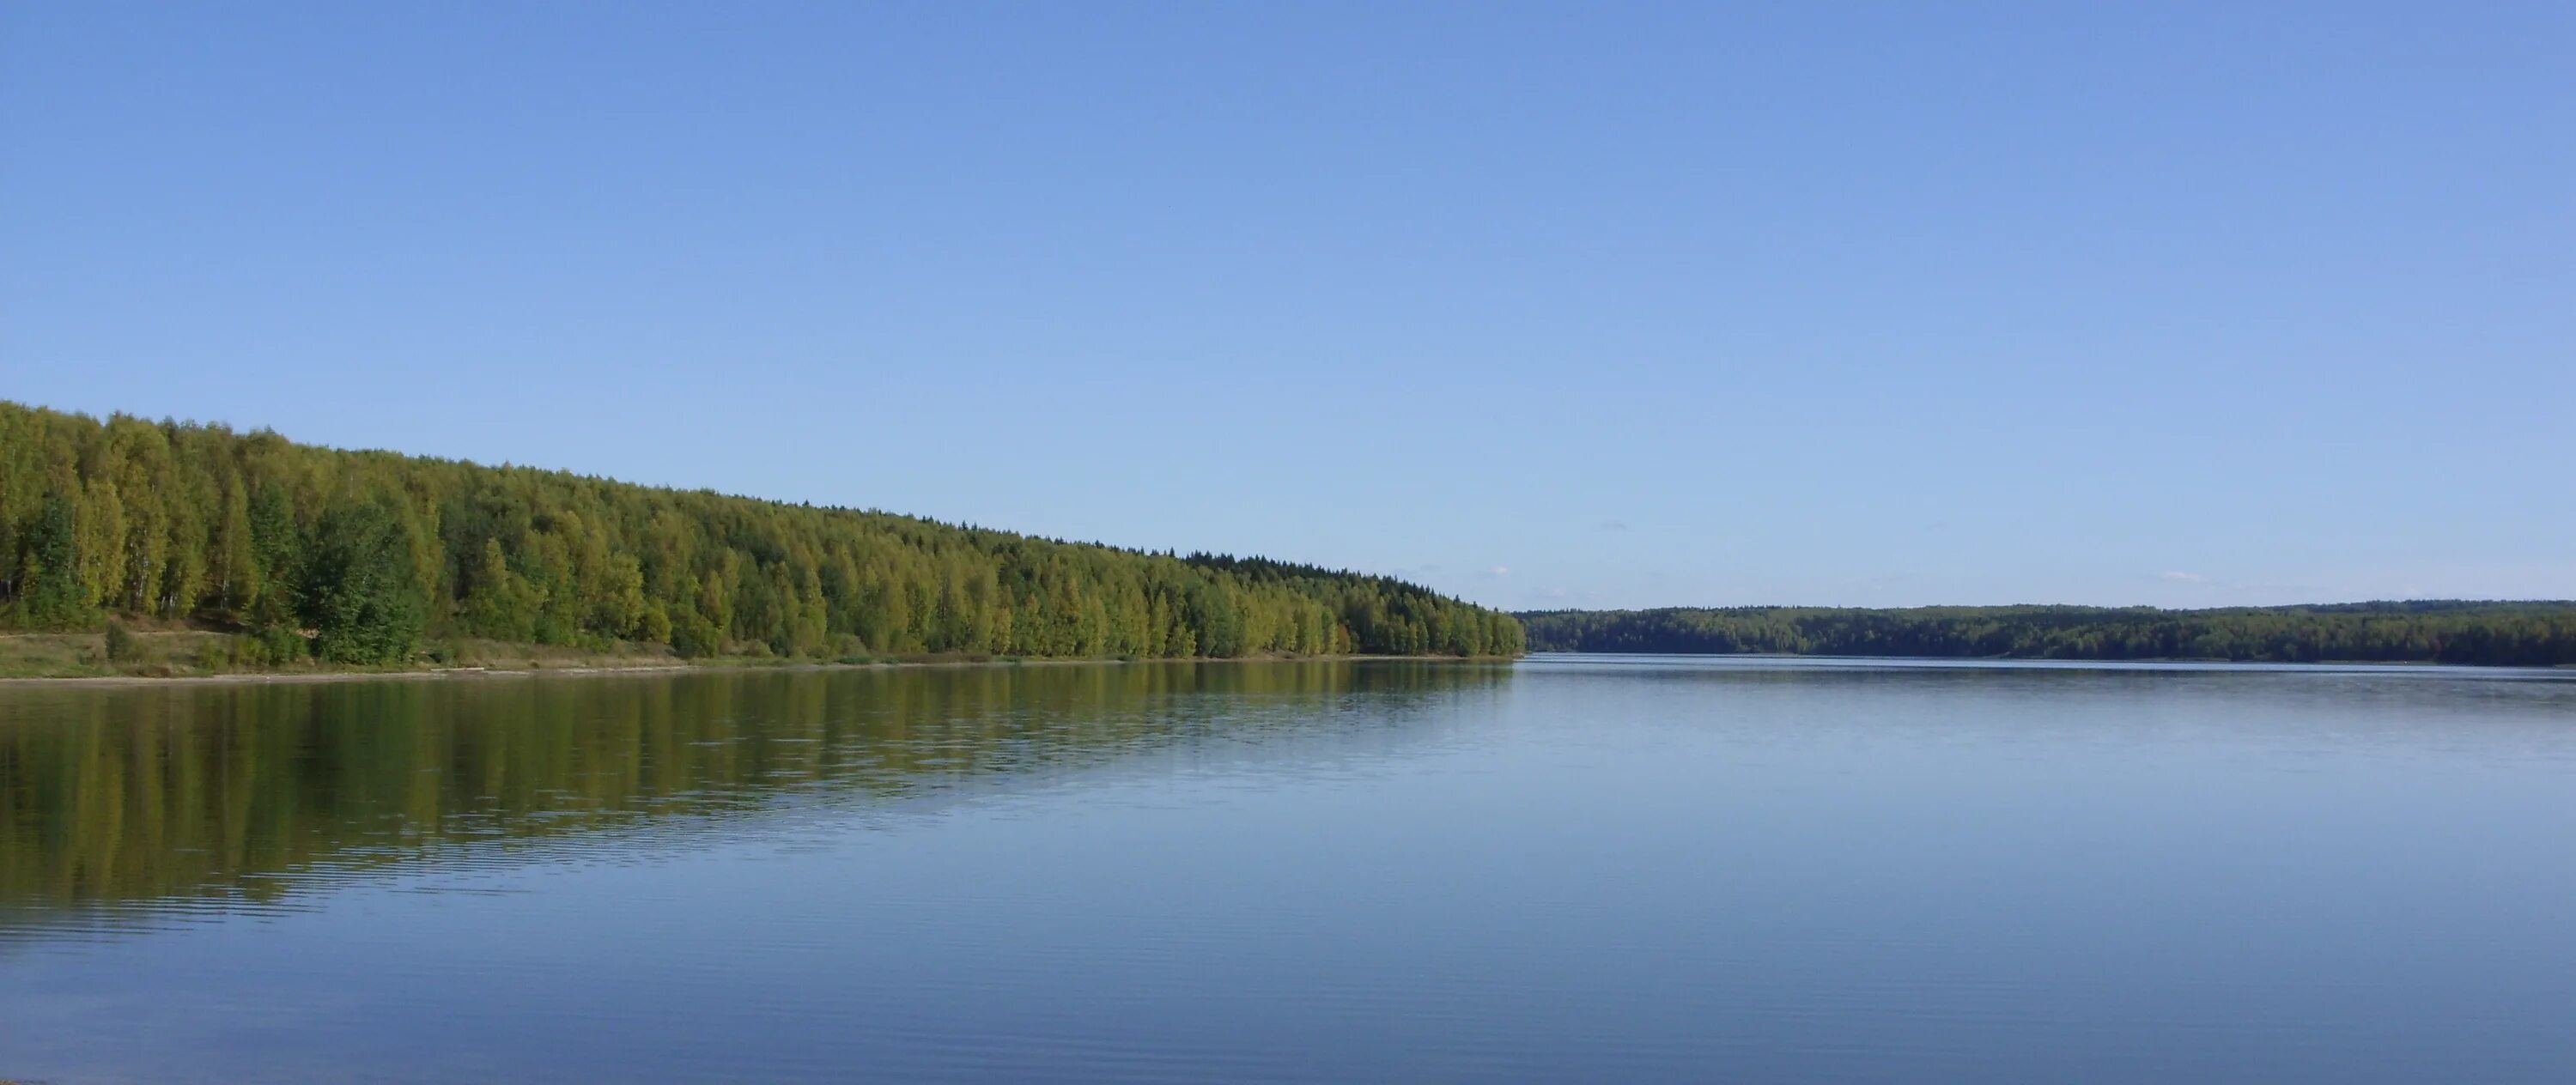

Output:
xmin=4 ymin=2 xmax=2568 ymax=611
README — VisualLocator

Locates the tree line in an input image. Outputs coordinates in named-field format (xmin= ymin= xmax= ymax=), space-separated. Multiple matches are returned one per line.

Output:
xmin=0 ymin=401 xmax=1523 ymax=663
xmin=1516 ymin=602 xmax=2576 ymax=667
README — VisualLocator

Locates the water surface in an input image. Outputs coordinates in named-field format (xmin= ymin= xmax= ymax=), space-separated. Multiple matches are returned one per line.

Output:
xmin=3 ymin=656 xmax=2573 ymax=1082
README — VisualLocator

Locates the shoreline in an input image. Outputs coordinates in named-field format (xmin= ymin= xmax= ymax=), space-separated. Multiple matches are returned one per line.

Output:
xmin=1522 ymin=649 xmax=2575 ymax=670
xmin=0 ymin=653 xmax=1523 ymax=688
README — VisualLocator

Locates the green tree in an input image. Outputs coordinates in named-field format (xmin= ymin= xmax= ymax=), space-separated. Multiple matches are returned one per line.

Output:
xmin=0 ymin=399 xmax=1529 ymax=663
xmin=246 ymin=478 xmax=301 ymax=628
xmin=103 ymin=620 xmax=138 ymax=664
xmin=300 ymin=497 xmax=426 ymax=664
xmin=211 ymin=480 xmax=259 ymax=616
xmin=14 ymin=492 xmax=90 ymax=628
xmin=460 ymin=538 xmax=540 ymax=641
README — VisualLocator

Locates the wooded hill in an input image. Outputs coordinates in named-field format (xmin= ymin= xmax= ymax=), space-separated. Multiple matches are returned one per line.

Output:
xmin=1517 ymin=602 xmax=2576 ymax=667
xmin=0 ymin=401 xmax=1523 ymax=664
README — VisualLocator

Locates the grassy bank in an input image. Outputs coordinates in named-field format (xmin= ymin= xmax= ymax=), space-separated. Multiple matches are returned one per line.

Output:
xmin=1 ymin=626 xmax=710 ymax=680
xmin=0 ymin=626 xmax=1511 ymax=683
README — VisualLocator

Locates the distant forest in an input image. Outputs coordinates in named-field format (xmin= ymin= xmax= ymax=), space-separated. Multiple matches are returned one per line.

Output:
xmin=0 ymin=402 xmax=1523 ymax=663
xmin=1517 ymin=603 xmax=2576 ymax=667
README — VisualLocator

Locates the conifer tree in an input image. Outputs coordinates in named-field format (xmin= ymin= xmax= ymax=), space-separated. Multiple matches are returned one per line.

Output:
xmin=15 ymin=492 xmax=89 ymax=628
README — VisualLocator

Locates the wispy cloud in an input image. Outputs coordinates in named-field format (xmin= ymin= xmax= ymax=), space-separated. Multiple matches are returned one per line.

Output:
xmin=1484 ymin=565 xmax=1510 ymax=577
xmin=2159 ymin=571 xmax=2208 ymax=583
xmin=1595 ymin=519 xmax=1631 ymax=532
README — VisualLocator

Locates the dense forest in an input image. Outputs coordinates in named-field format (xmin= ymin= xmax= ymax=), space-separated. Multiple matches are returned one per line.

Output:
xmin=1518 ymin=603 xmax=2576 ymax=667
xmin=0 ymin=402 xmax=1522 ymax=664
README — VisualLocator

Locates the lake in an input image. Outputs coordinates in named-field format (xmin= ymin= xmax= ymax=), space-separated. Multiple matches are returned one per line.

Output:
xmin=3 ymin=655 xmax=2573 ymax=1082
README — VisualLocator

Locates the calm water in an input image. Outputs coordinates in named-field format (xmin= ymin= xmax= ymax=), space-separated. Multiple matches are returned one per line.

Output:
xmin=3 ymin=655 xmax=2574 ymax=1082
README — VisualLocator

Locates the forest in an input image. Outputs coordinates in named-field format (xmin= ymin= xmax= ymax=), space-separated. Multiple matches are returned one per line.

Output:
xmin=1517 ymin=602 xmax=2576 ymax=667
xmin=0 ymin=401 xmax=1523 ymax=664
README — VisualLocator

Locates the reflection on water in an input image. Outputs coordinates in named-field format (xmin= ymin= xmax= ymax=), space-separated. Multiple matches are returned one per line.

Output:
xmin=4 ymin=657 xmax=2575 ymax=1084
xmin=0 ymin=661 xmax=1510 ymax=934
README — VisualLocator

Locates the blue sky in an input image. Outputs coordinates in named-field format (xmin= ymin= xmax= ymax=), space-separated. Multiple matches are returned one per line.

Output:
xmin=4 ymin=2 xmax=2568 ymax=610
